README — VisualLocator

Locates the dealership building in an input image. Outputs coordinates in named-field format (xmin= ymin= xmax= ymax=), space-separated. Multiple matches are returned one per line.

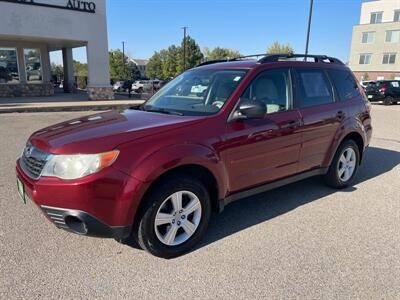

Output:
xmin=0 ymin=0 xmax=113 ymax=99
xmin=348 ymin=0 xmax=400 ymax=81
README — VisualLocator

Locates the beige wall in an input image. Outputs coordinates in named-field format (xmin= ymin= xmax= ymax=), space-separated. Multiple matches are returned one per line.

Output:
xmin=360 ymin=0 xmax=400 ymax=24
xmin=348 ymin=0 xmax=400 ymax=79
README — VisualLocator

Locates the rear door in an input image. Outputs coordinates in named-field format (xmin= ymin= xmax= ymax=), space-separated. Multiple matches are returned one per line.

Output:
xmin=293 ymin=67 xmax=349 ymax=172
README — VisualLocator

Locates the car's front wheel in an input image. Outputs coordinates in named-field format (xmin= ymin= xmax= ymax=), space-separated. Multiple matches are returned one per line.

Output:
xmin=134 ymin=177 xmax=211 ymax=258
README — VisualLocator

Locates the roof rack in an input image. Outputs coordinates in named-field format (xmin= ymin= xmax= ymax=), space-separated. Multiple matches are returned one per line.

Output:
xmin=196 ymin=53 xmax=267 ymax=67
xmin=196 ymin=53 xmax=344 ymax=68
xmin=257 ymin=53 xmax=344 ymax=64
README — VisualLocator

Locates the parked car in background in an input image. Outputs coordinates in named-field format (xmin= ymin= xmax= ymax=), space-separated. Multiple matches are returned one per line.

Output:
xmin=360 ymin=80 xmax=376 ymax=88
xmin=113 ymin=81 xmax=125 ymax=92
xmin=16 ymin=53 xmax=372 ymax=258
xmin=113 ymin=81 xmax=133 ymax=92
xmin=132 ymin=80 xmax=147 ymax=93
xmin=365 ymin=80 xmax=400 ymax=105
xmin=132 ymin=80 xmax=165 ymax=93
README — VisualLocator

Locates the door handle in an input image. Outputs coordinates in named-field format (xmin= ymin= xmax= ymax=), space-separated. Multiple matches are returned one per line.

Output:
xmin=336 ymin=111 xmax=346 ymax=121
xmin=281 ymin=120 xmax=300 ymax=129
xmin=248 ymin=129 xmax=274 ymax=140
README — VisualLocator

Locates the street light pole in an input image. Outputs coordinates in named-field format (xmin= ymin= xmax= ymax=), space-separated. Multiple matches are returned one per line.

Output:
xmin=305 ymin=0 xmax=314 ymax=59
xmin=181 ymin=26 xmax=188 ymax=71
xmin=122 ymin=41 xmax=126 ymax=79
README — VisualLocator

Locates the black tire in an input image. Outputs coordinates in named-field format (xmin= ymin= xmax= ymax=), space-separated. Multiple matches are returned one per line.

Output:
xmin=133 ymin=177 xmax=211 ymax=258
xmin=383 ymin=96 xmax=393 ymax=105
xmin=324 ymin=139 xmax=360 ymax=189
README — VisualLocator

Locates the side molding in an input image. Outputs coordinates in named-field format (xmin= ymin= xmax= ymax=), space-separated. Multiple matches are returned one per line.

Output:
xmin=219 ymin=168 xmax=328 ymax=211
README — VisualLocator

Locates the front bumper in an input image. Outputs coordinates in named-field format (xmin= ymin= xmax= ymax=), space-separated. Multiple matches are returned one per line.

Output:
xmin=16 ymin=159 xmax=148 ymax=238
xmin=41 ymin=205 xmax=132 ymax=239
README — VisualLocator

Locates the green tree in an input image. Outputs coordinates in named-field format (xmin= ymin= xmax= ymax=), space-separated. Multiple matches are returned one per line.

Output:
xmin=178 ymin=36 xmax=203 ymax=73
xmin=266 ymin=41 xmax=294 ymax=54
xmin=203 ymin=47 xmax=242 ymax=61
xmin=146 ymin=51 xmax=163 ymax=79
xmin=51 ymin=63 xmax=63 ymax=80
xmin=109 ymin=49 xmax=141 ymax=81
xmin=73 ymin=60 xmax=87 ymax=77
xmin=162 ymin=45 xmax=179 ymax=79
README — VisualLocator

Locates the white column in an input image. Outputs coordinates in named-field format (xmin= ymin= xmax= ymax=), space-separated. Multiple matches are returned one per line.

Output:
xmin=40 ymin=45 xmax=52 ymax=83
xmin=16 ymin=47 xmax=27 ymax=84
xmin=62 ymin=47 xmax=74 ymax=93
xmin=86 ymin=40 xmax=113 ymax=100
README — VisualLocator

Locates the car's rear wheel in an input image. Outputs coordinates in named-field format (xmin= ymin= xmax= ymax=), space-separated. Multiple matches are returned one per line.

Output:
xmin=324 ymin=139 xmax=360 ymax=189
xmin=134 ymin=177 xmax=211 ymax=258
xmin=384 ymin=96 xmax=394 ymax=105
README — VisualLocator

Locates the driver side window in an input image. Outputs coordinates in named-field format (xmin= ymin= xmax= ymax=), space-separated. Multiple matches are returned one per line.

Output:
xmin=241 ymin=68 xmax=290 ymax=114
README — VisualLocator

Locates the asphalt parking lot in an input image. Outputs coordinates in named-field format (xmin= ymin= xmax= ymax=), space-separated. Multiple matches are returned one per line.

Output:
xmin=0 ymin=104 xmax=399 ymax=299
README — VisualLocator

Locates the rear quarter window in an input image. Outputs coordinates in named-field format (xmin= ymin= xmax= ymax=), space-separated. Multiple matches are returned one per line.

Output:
xmin=327 ymin=69 xmax=361 ymax=101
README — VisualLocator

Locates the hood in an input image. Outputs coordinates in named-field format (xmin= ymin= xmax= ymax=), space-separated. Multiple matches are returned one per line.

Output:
xmin=29 ymin=109 xmax=203 ymax=154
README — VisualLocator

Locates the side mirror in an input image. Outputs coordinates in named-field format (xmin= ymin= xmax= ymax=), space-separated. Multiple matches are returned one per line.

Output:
xmin=233 ymin=100 xmax=266 ymax=120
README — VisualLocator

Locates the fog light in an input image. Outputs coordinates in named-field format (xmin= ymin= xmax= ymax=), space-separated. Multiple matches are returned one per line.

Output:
xmin=65 ymin=216 xmax=88 ymax=234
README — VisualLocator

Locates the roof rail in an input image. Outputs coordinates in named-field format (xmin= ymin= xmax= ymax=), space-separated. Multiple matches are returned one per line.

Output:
xmin=196 ymin=53 xmax=267 ymax=67
xmin=196 ymin=59 xmax=230 ymax=67
xmin=196 ymin=53 xmax=344 ymax=68
xmin=258 ymin=53 xmax=344 ymax=65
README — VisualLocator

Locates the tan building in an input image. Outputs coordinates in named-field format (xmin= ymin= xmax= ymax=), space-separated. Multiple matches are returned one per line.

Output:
xmin=0 ymin=0 xmax=113 ymax=100
xmin=130 ymin=58 xmax=149 ymax=78
xmin=348 ymin=0 xmax=400 ymax=81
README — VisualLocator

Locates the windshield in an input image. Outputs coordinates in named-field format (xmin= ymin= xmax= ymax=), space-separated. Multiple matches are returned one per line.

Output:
xmin=143 ymin=69 xmax=247 ymax=116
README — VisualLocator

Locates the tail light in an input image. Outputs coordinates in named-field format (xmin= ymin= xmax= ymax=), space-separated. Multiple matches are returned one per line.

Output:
xmin=379 ymin=86 xmax=387 ymax=94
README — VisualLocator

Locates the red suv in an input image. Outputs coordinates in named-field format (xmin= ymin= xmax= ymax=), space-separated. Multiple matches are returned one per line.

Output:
xmin=16 ymin=54 xmax=372 ymax=258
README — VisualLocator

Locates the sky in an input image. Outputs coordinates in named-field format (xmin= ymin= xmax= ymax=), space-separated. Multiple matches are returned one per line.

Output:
xmin=52 ymin=0 xmax=365 ymax=64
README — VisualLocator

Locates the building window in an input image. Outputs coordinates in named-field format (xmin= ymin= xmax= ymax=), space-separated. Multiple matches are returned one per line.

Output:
xmin=359 ymin=54 xmax=372 ymax=64
xmin=0 ymin=47 xmax=19 ymax=84
xmin=382 ymin=53 xmax=396 ymax=64
xmin=394 ymin=10 xmax=400 ymax=22
xmin=24 ymin=48 xmax=42 ymax=83
xmin=386 ymin=30 xmax=400 ymax=42
xmin=370 ymin=12 xmax=383 ymax=24
xmin=361 ymin=32 xmax=375 ymax=43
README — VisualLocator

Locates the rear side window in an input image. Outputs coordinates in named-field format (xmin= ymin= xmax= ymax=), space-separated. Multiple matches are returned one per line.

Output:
xmin=328 ymin=69 xmax=361 ymax=101
xmin=294 ymin=68 xmax=334 ymax=108
xmin=389 ymin=81 xmax=400 ymax=88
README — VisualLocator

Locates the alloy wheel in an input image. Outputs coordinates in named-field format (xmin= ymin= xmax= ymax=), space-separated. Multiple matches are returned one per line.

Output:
xmin=154 ymin=191 xmax=202 ymax=246
xmin=337 ymin=148 xmax=356 ymax=182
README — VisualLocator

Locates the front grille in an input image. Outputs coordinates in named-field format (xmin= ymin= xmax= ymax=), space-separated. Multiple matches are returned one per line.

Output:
xmin=20 ymin=144 xmax=49 ymax=179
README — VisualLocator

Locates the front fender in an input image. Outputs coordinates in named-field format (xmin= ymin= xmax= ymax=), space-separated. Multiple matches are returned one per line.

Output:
xmin=121 ymin=143 xmax=228 ymax=199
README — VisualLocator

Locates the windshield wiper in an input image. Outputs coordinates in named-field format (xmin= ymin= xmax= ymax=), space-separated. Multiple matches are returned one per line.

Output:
xmin=142 ymin=106 xmax=183 ymax=116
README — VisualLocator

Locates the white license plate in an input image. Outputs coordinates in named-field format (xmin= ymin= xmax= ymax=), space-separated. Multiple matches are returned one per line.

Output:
xmin=368 ymin=95 xmax=373 ymax=99
xmin=17 ymin=177 xmax=26 ymax=204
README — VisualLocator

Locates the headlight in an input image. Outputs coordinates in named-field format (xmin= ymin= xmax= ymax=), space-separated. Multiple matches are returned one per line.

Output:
xmin=42 ymin=150 xmax=119 ymax=180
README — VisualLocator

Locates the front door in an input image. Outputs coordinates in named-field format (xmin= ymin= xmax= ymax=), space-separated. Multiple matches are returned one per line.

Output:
xmin=223 ymin=68 xmax=302 ymax=193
